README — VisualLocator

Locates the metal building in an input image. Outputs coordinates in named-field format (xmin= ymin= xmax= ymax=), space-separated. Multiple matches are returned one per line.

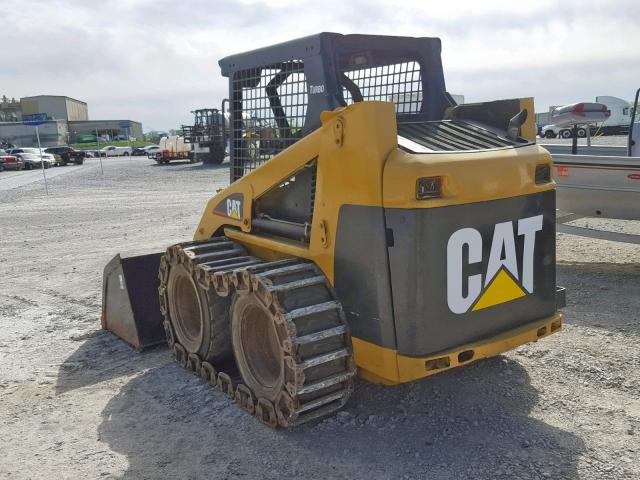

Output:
xmin=20 ymin=95 xmax=89 ymax=121
xmin=67 ymin=120 xmax=143 ymax=143
xmin=0 ymin=120 xmax=69 ymax=147
xmin=0 ymin=93 xmax=144 ymax=147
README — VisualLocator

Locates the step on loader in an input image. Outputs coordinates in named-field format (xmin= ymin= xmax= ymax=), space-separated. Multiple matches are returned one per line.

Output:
xmin=102 ymin=33 xmax=566 ymax=428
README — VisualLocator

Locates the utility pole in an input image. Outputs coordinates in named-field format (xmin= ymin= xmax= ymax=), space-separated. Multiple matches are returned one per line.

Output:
xmin=35 ymin=125 xmax=48 ymax=195
xmin=96 ymin=128 xmax=103 ymax=174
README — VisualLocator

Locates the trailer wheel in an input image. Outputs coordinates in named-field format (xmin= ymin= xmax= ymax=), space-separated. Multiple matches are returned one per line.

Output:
xmin=577 ymin=128 xmax=587 ymax=138
xmin=560 ymin=129 xmax=572 ymax=139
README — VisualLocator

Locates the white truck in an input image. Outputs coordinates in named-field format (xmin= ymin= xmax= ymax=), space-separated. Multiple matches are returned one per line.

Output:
xmin=541 ymin=96 xmax=633 ymax=138
xmin=99 ymin=145 xmax=131 ymax=157
xmin=595 ymin=96 xmax=634 ymax=135
xmin=151 ymin=136 xmax=193 ymax=164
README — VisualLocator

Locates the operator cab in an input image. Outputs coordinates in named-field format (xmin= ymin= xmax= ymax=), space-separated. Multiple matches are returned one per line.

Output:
xmin=220 ymin=32 xmax=532 ymax=182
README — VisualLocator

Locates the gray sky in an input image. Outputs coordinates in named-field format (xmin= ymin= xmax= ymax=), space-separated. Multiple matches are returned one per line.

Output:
xmin=2 ymin=0 xmax=638 ymax=131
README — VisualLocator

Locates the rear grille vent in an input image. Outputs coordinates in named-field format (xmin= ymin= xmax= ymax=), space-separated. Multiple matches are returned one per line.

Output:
xmin=397 ymin=120 xmax=527 ymax=153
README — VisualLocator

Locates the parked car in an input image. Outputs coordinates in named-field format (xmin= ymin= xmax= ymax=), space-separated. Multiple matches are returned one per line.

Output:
xmin=15 ymin=152 xmax=54 ymax=169
xmin=540 ymin=124 xmax=591 ymax=139
xmin=0 ymin=149 xmax=24 ymax=172
xmin=6 ymin=148 xmax=56 ymax=167
xmin=132 ymin=146 xmax=146 ymax=156
xmin=78 ymin=149 xmax=99 ymax=158
xmin=99 ymin=145 xmax=131 ymax=157
xmin=146 ymin=146 xmax=161 ymax=156
xmin=0 ymin=149 xmax=24 ymax=171
xmin=132 ymin=145 xmax=157 ymax=156
xmin=44 ymin=146 xmax=85 ymax=165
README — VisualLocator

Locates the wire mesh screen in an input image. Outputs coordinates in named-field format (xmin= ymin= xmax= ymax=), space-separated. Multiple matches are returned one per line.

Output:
xmin=342 ymin=61 xmax=422 ymax=114
xmin=231 ymin=61 xmax=308 ymax=180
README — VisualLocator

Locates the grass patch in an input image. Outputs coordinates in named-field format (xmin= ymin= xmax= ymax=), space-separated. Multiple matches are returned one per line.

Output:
xmin=71 ymin=140 xmax=153 ymax=149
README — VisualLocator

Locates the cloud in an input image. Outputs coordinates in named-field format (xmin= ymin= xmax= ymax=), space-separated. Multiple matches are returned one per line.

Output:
xmin=1 ymin=0 xmax=638 ymax=130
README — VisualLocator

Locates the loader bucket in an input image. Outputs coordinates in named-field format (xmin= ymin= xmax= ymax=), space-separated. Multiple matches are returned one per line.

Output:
xmin=101 ymin=252 xmax=166 ymax=349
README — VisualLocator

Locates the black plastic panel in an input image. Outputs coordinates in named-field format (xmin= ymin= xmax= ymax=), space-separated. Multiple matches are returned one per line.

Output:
xmin=333 ymin=205 xmax=397 ymax=349
xmin=397 ymin=120 xmax=526 ymax=152
xmin=385 ymin=191 xmax=557 ymax=356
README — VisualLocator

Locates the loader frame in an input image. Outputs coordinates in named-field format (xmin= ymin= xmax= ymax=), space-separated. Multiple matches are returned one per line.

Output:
xmin=219 ymin=33 xmax=453 ymax=182
xmin=101 ymin=33 xmax=565 ymax=426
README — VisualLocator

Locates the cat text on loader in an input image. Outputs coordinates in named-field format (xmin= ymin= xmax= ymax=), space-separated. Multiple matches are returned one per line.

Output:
xmin=101 ymin=33 xmax=566 ymax=428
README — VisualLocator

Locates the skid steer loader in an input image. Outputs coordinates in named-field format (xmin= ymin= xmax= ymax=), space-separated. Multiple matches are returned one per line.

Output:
xmin=102 ymin=33 xmax=566 ymax=428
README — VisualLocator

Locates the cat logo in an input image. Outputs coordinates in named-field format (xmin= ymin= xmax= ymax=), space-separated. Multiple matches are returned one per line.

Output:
xmin=213 ymin=193 xmax=243 ymax=220
xmin=447 ymin=215 xmax=543 ymax=314
xmin=226 ymin=199 xmax=241 ymax=220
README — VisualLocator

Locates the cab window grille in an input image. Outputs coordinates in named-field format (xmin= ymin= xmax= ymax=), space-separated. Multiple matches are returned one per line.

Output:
xmin=231 ymin=61 xmax=307 ymax=181
xmin=342 ymin=62 xmax=423 ymax=114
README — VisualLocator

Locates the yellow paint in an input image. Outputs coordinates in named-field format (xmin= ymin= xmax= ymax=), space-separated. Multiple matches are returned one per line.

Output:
xmin=354 ymin=313 xmax=562 ymax=384
xmin=224 ymin=229 xmax=310 ymax=262
xmin=472 ymin=268 xmax=527 ymax=311
xmin=382 ymin=144 xmax=554 ymax=209
xmin=190 ymin=100 xmax=560 ymax=385
xmin=519 ymin=97 xmax=537 ymax=142
xmin=195 ymin=101 xmax=398 ymax=283
xmin=351 ymin=336 xmax=399 ymax=383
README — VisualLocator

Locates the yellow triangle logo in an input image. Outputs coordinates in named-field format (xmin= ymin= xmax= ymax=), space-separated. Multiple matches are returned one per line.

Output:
xmin=472 ymin=267 xmax=526 ymax=311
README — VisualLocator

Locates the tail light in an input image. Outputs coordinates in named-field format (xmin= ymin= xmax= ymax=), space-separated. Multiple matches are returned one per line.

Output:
xmin=416 ymin=176 xmax=442 ymax=200
xmin=535 ymin=164 xmax=551 ymax=184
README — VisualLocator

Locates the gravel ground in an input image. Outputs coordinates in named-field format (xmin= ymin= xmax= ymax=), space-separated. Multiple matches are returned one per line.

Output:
xmin=0 ymin=157 xmax=638 ymax=480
